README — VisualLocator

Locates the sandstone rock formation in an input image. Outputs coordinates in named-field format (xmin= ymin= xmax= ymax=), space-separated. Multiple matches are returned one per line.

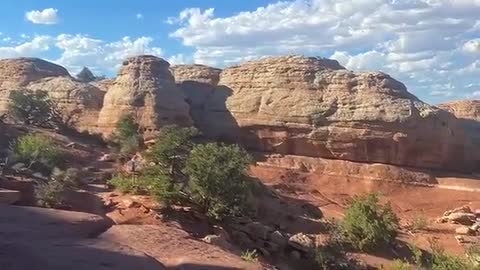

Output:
xmin=0 ymin=58 xmax=105 ymax=132
xmin=172 ymin=64 xmax=223 ymax=135
xmin=0 ymin=58 xmax=69 ymax=112
xmin=178 ymin=55 xmax=472 ymax=172
xmin=27 ymin=77 xmax=105 ymax=132
xmin=438 ymin=100 xmax=480 ymax=168
xmin=97 ymin=55 xmax=192 ymax=138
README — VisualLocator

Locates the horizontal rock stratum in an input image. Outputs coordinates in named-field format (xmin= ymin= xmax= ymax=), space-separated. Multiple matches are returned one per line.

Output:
xmin=176 ymin=56 xmax=473 ymax=172
xmin=0 ymin=55 xmax=475 ymax=172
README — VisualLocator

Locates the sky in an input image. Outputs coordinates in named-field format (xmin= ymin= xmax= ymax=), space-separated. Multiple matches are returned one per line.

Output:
xmin=0 ymin=0 xmax=479 ymax=104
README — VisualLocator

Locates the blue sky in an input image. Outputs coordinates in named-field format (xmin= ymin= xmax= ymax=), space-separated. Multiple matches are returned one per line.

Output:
xmin=0 ymin=0 xmax=479 ymax=104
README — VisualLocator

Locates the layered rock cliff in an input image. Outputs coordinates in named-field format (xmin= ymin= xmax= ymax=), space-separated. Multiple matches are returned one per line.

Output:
xmin=97 ymin=56 xmax=192 ymax=138
xmin=0 ymin=58 xmax=105 ymax=132
xmin=176 ymin=56 xmax=472 ymax=172
xmin=438 ymin=100 xmax=480 ymax=167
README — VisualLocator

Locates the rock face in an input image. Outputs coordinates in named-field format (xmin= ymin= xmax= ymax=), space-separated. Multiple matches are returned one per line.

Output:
xmin=0 ymin=58 xmax=69 ymax=112
xmin=97 ymin=55 xmax=192 ymax=138
xmin=178 ymin=55 xmax=472 ymax=172
xmin=0 ymin=58 xmax=105 ymax=132
xmin=172 ymin=64 xmax=223 ymax=136
xmin=0 ymin=205 xmax=165 ymax=270
xmin=438 ymin=100 xmax=480 ymax=168
xmin=27 ymin=77 xmax=105 ymax=132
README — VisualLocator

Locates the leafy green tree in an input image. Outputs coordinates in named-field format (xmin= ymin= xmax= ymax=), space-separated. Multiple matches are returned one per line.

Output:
xmin=146 ymin=126 xmax=198 ymax=183
xmin=76 ymin=67 xmax=96 ymax=82
xmin=8 ymin=90 xmax=53 ymax=126
xmin=12 ymin=134 xmax=63 ymax=171
xmin=111 ymin=114 xmax=141 ymax=155
xmin=186 ymin=143 xmax=252 ymax=220
xmin=341 ymin=193 xmax=399 ymax=251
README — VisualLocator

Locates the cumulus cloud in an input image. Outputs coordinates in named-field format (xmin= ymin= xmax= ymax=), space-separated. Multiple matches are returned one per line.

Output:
xmin=0 ymin=34 xmax=164 ymax=74
xmin=136 ymin=13 xmax=144 ymax=20
xmin=169 ymin=0 xmax=480 ymax=102
xmin=25 ymin=8 xmax=59 ymax=25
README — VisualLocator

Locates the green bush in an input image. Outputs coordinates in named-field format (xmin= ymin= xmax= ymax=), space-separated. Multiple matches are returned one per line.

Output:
xmin=51 ymin=167 xmax=82 ymax=189
xmin=35 ymin=180 xmax=67 ymax=208
xmin=241 ymin=249 xmax=259 ymax=262
xmin=146 ymin=126 xmax=197 ymax=182
xmin=186 ymin=143 xmax=252 ymax=220
xmin=108 ymin=174 xmax=147 ymax=194
xmin=341 ymin=193 xmax=399 ymax=251
xmin=411 ymin=214 xmax=429 ymax=232
xmin=12 ymin=134 xmax=63 ymax=170
xmin=109 ymin=167 xmax=181 ymax=206
xmin=428 ymin=241 xmax=478 ymax=270
xmin=387 ymin=260 xmax=415 ymax=270
xmin=111 ymin=114 xmax=141 ymax=156
xmin=467 ymin=245 xmax=480 ymax=268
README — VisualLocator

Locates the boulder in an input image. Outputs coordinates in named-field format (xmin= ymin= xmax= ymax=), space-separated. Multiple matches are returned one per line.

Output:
xmin=455 ymin=226 xmax=475 ymax=236
xmin=97 ymin=55 xmax=192 ymax=138
xmin=288 ymin=233 xmax=314 ymax=253
xmin=0 ymin=189 xmax=20 ymax=204
xmin=0 ymin=206 xmax=165 ymax=269
xmin=444 ymin=212 xmax=476 ymax=225
xmin=177 ymin=55 xmax=472 ymax=172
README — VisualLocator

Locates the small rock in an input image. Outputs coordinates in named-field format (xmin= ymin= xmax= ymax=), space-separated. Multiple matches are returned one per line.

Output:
xmin=32 ymin=172 xmax=48 ymax=181
xmin=11 ymin=163 xmax=26 ymax=171
xmin=455 ymin=226 xmax=474 ymax=236
xmin=66 ymin=142 xmax=77 ymax=148
xmin=103 ymin=198 xmax=116 ymax=208
xmin=455 ymin=235 xmax=466 ymax=244
xmin=122 ymin=199 xmax=139 ymax=208
xmin=475 ymin=209 xmax=480 ymax=217
xmin=269 ymin=231 xmax=287 ymax=248
xmin=301 ymin=203 xmax=323 ymax=219
xmin=446 ymin=212 xmax=476 ymax=225
xmin=288 ymin=233 xmax=314 ymax=253
xmin=99 ymin=154 xmax=114 ymax=162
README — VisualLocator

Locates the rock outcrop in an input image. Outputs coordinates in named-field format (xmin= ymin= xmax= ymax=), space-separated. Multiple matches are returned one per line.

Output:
xmin=172 ymin=64 xmax=223 ymax=136
xmin=0 ymin=58 xmax=69 ymax=112
xmin=0 ymin=58 xmax=105 ymax=132
xmin=97 ymin=55 xmax=192 ymax=138
xmin=178 ymin=55 xmax=472 ymax=172
xmin=27 ymin=77 xmax=105 ymax=132
xmin=438 ymin=100 xmax=480 ymax=169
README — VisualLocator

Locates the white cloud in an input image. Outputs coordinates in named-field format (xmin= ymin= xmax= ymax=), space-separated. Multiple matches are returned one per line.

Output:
xmin=25 ymin=8 xmax=59 ymax=25
xmin=136 ymin=13 xmax=144 ymax=20
xmin=0 ymin=36 xmax=52 ymax=58
xmin=169 ymin=0 xmax=480 ymax=103
xmin=0 ymin=34 xmax=164 ymax=75
xmin=463 ymin=39 xmax=480 ymax=53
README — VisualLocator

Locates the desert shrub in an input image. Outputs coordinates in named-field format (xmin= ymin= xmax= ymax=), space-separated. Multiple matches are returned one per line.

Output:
xmin=428 ymin=240 xmax=477 ymax=270
xmin=12 ymin=134 xmax=63 ymax=171
xmin=146 ymin=126 xmax=198 ymax=182
xmin=111 ymin=114 xmax=141 ymax=156
xmin=341 ymin=193 xmax=399 ymax=251
xmin=411 ymin=214 xmax=429 ymax=232
xmin=51 ymin=167 xmax=82 ymax=189
xmin=467 ymin=245 xmax=480 ymax=268
xmin=387 ymin=260 xmax=415 ymax=270
xmin=240 ymin=250 xmax=259 ymax=262
xmin=108 ymin=174 xmax=147 ymax=194
xmin=8 ymin=90 xmax=53 ymax=126
xmin=35 ymin=180 xmax=67 ymax=208
xmin=186 ymin=143 xmax=252 ymax=220
xmin=142 ymin=166 xmax=182 ymax=205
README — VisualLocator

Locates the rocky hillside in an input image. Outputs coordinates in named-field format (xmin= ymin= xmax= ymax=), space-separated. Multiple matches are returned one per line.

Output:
xmin=175 ymin=56 xmax=473 ymax=172
xmin=0 ymin=55 xmax=476 ymax=172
